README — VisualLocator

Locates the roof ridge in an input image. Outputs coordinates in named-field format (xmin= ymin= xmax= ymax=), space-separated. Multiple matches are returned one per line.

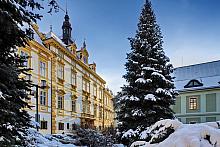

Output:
xmin=174 ymin=60 xmax=220 ymax=69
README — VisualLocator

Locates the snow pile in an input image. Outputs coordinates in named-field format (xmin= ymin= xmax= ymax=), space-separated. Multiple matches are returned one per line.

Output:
xmin=122 ymin=129 xmax=138 ymax=139
xmin=113 ymin=144 xmax=125 ymax=147
xmin=155 ymin=88 xmax=172 ymax=97
xmin=0 ymin=91 xmax=6 ymax=100
xmin=144 ymin=94 xmax=156 ymax=101
xmin=132 ymin=109 xmax=144 ymax=117
xmin=120 ymin=95 xmax=140 ymax=101
xmin=130 ymin=119 xmax=220 ymax=147
xmin=135 ymin=78 xmax=147 ymax=83
xmin=24 ymin=128 xmax=76 ymax=147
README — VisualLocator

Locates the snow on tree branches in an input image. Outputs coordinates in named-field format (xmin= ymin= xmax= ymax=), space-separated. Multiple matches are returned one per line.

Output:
xmin=116 ymin=0 xmax=177 ymax=145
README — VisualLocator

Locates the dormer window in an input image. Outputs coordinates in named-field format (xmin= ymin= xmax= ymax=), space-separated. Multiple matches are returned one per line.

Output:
xmin=184 ymin=79 xmax=203 ymax=88
xmin=83 ymin=56 xmax=87 ymax=64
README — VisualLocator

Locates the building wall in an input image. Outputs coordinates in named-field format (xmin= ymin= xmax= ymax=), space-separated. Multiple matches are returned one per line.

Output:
xmin=19 ymin=37 xmax=115 ymax=134
xmin=172 ymin=88 xmax=220 ymax=124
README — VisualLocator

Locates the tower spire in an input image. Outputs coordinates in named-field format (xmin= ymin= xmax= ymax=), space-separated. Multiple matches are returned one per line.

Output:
xmin=62 ymin=4 xmax=73 ymax=45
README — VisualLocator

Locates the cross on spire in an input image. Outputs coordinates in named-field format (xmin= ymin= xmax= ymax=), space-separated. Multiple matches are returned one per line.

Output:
xmin=83 ymin=38 xmax=86 ymax=48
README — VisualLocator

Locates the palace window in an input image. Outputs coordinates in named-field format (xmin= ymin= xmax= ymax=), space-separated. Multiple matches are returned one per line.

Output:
xmin=72 ymin=100 xmax=76 ymax=112
xmin=82 ymin=79 xmax=90 ymax=92
xmin=82 ymin=98 xmax=90 ymax=113
xmin=58 ymin=95 xmax=64 ymax=109
xmin=58 ymin=50 xmax=64 ymax=58
xmin=93 ymin=85 xmax=97 ymax=97
xmin=20 ymin=51 xmax=29 ymax=67
xmin=40 ymin=90 xmax=47 ymax=106
xmin=71 ymin=71 xmax=76 ymax=86
xmin=82 ymin=103 xmax=86 ymax=113
xmin=67 ymin=123 xmax=69 ymax=129
xmin=58 ymin=122 xmax=64 ymax=130
xmin=40 ymin=61 xmax=46 ymax=77
xmin=99 ymin=106 xmax=102 ymax=119
xmin=99 ymin=89 xmax=102 ymax=99
xmin=57 ymin=64 xmax=64 ymax=79
xmin=40 ymin=121 xmax=47 ymax=129
xmin=94 ymin=105 xmax=97 ymax=117
xmin=189 ymin=97 xmax=198 ymax=110
xmin=87 ymin=103 xmax=90 ymax=114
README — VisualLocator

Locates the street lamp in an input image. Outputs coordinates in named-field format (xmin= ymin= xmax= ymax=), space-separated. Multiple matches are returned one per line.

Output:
xmin=33 ymin=79 xmax=47 ymax=131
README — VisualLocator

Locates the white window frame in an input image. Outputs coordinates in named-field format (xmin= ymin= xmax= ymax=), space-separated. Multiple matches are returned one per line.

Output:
xmin=57 ymin=64 xmax=64 ymax=79
xmin=40 ymin=90 xmax=47 ymax=106
xmin=40 ymin=61 xmax=46 ymax=77
xmin=71 ymin=71 xmax=76 ymax=86
xmin=72 ymin=100 xmax=76 ymax=112
xmin=20 ymin=51 xmax=29 ymax=67
xmin=58 ymin=95 xmax=63 ymax=109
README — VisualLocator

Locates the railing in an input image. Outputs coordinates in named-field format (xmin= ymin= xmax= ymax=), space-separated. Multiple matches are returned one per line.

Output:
xmin=81 ymin=113 xmax=95 ymax=119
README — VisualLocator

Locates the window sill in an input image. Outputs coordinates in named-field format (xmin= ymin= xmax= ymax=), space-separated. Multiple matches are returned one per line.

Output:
xmin=71 ymin=84 xmax=77 ymax=91
xmin=82 ymin=90 xmax=90 ymax=96
xmin=40 ymin=105 xmax=48 ymax=112
xmin=57 ymin=109 xmax=64 ymax=115
xmin=57 ymin=77 xmax=65 ymax=84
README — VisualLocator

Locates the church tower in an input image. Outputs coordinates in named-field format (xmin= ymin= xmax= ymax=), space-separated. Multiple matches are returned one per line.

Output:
xmin=62 ymin=11 xmax=73 ymax=45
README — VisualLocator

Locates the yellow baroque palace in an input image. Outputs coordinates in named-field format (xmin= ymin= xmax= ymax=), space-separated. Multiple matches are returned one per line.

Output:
xmin=18 ymin=12 xmax=115 ymax=134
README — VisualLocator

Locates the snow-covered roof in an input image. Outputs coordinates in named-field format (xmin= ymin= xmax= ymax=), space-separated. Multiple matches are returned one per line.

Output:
xmin=174 ymin=60 xmax=220 ymax=91
xmin=45 ymin=31 xmax=67 ymax=47
xmin=33 ymin=32 xmax=44 ymax=46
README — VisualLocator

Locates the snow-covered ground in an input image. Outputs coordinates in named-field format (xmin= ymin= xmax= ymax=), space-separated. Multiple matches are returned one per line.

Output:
xmin=25 ymin=128 xmax=78 ymax=147
xmin=130 ymin=119 xmax=220 ymax=147
xmin=24 ymin=126 xmax=124 ymax=147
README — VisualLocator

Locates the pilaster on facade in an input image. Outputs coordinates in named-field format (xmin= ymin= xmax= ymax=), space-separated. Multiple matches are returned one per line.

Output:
xmin=51 ymin=55 xmax=57 ymax=134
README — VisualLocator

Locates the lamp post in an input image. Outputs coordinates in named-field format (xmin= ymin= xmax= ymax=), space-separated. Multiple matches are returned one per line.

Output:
xmin=33 ymin=80 xmax=47 ymax=131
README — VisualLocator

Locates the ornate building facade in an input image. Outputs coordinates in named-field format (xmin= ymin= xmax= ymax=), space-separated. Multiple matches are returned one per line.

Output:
xmin=18 ymin=13 xmax=115 ymax=134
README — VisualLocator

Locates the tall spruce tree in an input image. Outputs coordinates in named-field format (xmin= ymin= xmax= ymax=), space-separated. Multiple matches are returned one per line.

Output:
xmin=116 ymin=0 xmax=177 ymax=142
xmin=0 ymin=0 xmax=58 ymax=145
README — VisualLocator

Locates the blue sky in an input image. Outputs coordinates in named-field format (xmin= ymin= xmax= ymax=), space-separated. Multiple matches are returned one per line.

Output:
xmin=37 ymin=0 xmax=220 ymax=93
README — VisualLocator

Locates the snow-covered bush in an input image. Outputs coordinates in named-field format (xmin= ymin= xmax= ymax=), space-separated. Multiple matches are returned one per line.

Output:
xmin=120 ymin=128 xmax=140 ymax=146
xmin=75 ymin=128 xmax=115 ymax=147
xmin=143 ymin=119 xmax=181 ymax=144
xmin=130 ymin=119 xmax=220 ymax=147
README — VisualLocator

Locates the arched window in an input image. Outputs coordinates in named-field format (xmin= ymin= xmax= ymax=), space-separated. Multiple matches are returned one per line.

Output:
xmin=184 ymin=79 xmax=203 ymax=88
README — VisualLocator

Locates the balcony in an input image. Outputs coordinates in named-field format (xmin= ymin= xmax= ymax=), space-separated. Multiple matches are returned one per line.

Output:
xmin=81 ymin=113 xmax=95 ymax=119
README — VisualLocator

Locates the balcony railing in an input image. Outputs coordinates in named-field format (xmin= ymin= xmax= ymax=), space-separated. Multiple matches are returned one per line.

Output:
xmin=81 ymin=113 xmax=95 ymax=119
